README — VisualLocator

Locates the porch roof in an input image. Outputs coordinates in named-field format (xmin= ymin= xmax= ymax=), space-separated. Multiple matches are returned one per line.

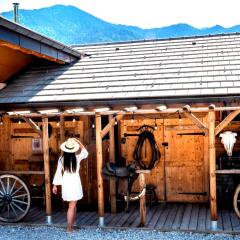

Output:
xmin=1 ymin=32 xmax=240 ymax=107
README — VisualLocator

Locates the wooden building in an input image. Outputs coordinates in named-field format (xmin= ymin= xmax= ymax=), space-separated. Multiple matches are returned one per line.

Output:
xmin=1 ymin=15 xmax=240 ymax=229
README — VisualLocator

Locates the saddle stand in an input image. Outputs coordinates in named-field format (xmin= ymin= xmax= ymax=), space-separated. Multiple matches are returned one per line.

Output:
xmin=102 ymin=161 xmax=138 ymax=212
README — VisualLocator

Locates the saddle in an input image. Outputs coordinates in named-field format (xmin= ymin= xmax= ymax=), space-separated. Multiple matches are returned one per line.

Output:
xmin=102 ymin=161 xmax=137 ymax=212
xmin=102 ymin=162 xmax=136 ymax=178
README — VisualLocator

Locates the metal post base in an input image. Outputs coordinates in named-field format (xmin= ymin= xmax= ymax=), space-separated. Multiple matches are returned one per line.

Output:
xmin=211 ymin=221 xmax=217 ymax=230
xmin=46 ymin=215 xmax=52 ymax=224
xmin=99 ymin=217 xmax=105 ymax=227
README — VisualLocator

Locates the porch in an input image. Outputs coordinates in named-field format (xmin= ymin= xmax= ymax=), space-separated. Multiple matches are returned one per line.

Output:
xmin=21 ymin=203 xmax=240 ymax=233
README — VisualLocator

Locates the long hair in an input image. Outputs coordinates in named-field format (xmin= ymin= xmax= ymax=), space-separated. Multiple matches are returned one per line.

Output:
xmin=62 ymin=151 xmax=77 ymax=173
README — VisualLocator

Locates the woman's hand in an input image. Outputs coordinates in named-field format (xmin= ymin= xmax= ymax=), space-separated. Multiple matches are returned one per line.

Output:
xmin=73 ymin=138 xmax=85 ymax=149
xmin=52 ymin=185 xmax=57 ymax=194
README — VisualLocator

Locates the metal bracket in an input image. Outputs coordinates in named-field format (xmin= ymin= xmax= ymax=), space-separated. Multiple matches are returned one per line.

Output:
xmin=178 ymin=192 xmax=207 ymax=195
xmin=162 ymin=142 xmax=168 ymax=147
xmin=177 ymin=132 xmax=205 ymax=136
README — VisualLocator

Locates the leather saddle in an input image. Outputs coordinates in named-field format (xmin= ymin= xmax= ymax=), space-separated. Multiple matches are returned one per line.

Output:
xmin=102 ymin=161 xmax=136 ymax=178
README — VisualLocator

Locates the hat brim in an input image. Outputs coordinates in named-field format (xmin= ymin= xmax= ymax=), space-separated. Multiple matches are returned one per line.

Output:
xmin=60 ymin=140 xmax=80 ymax=153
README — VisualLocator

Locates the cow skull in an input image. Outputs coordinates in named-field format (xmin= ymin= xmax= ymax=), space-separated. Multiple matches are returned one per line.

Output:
xmin=219 ymin=131 xmax=237 ymax=156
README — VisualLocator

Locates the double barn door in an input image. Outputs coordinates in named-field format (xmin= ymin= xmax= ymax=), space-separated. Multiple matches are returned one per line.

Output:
xmin=121 ymin=118 xmax=209 ymax=203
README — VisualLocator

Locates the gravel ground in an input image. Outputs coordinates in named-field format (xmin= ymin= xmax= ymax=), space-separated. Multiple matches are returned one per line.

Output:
xmin=0 ymin=225 xmax=240 ymax=240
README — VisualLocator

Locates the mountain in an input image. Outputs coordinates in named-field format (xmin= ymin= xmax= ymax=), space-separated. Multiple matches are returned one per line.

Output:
xmin=2 ymin=5 xmax=240 ymax=45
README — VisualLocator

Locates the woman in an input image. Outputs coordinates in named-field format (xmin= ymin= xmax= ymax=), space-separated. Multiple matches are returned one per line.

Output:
xmin=52 ymin=138 xmax=88 ymax=232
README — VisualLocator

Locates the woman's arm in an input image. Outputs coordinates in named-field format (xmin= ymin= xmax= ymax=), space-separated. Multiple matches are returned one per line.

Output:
xmin=52 ymin=157 xmax=63 ymax=186
xmin=74 ymin=138 xmax=88 ymax=161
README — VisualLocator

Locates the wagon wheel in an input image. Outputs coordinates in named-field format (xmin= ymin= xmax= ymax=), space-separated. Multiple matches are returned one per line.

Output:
xmin=233 ymin=184 xmax=240 ymax=218
xmin=0 ymin=174 xmax=31 ymax=222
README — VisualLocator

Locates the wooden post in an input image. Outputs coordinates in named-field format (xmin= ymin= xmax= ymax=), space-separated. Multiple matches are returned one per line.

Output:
xmin=136 ymin=170 xmax=150 ymax=226
xmin=59 ymin=114 xmax=65 ymax=145
xmin=42 ymin=117 xmax=52 ymax=224
xmin=109 ymin=115 xmax=117 ymax=213
xmin=208 ymin=110 xmax=217 ymax=229
xmin=139 ymin=172 xmax=146 ymax=226
xmin=95 ymin=113 xmax=104 ymax=226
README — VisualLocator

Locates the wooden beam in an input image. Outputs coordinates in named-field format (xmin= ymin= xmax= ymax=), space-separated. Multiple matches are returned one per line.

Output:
xmin=109 ymin=115 xmax=116 ymax=214
xmin=22 ymin=117 xmax=42 ymax=137
xmin=101 ymin=114 xmax=123 ymax=138
xmin=0 ymin=171 xmax=44 ymax=175
xmin=182 ymin=111 xmax=208 ymax=133
xmin=59 ymin=114 xmax=65 ymax=145
xmin=42 ymin=117 xmax=52 ymax=223
xmin=95 ymin=113 xmax=104 ymax=226
xmin=7 ymin=105 xmax=240 ymax=119
xmin=208 ymin=110 xmax=217 ymax=224
xmin=215 ymin=109 xmax=240 ymax=136
xmin=216 ymin=169 xmax=240 ymax=174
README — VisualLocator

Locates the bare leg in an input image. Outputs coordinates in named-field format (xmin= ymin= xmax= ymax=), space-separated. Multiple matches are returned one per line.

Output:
xmin=73 ymin=205 xmax=77 ymax=226
xmin=67 ymin=201 xmax=77 ymax=232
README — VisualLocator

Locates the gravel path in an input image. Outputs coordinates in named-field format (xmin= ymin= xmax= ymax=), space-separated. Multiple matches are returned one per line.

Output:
xmin=0 ymin=225 xmax=240 ymax=240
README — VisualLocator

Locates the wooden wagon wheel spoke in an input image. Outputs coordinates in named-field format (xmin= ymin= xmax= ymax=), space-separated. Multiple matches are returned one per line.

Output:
xmin=9 ymin=203 xmax=18 ymax=217
xmin=0 ymin=179 xmax=6 ymax=194
xmin=6 ymin=177 xmax=10 ymax=194
xmin=12 ymin=199 xmax=28 ymax=205
xmin=12 ymin=193 xmax=28 ymax=199
xmin=11 ymin=186 xmax=24 ymax=197
xmin=9 ymin=180 xmax=17 ymax=195
xmin=7 ymin=204 xmax=10 ymax=219
xmin=0 ymin=202 xmax=7 ymax=212
xmin=11 ymin=201 xmax=25 ymax=213
xmin=0 ymin=201 xmax=5 ymax=208
xmin=0 ymin=175 xmax=31 ymax=223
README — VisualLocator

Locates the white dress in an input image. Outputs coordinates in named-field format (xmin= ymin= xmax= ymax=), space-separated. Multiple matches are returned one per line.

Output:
xmin=53 ymin=148 xmax=88 ymax=201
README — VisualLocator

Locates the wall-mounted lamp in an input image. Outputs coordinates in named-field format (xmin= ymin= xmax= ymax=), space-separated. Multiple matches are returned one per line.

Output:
xmin=154 ymin=118 xmax=158 ymax=130
xmin=0 ymin=115 xmax=3 ymax=126
xmin=131 ymin=114 xmax=134 ymax=123
xmin=178 ymin=111 xmax=182 ymax=122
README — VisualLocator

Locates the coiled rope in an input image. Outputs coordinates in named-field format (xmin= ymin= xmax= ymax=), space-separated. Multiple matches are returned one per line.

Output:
xmin=133 ymin=126 xmax=161 ymax=170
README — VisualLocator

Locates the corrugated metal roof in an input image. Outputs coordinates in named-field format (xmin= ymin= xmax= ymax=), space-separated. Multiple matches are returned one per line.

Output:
xmin=1 ymin=33 xmax=240 ymax=105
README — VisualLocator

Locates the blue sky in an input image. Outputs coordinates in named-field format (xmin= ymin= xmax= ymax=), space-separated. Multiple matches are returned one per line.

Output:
xmin=1 ymin=0 xmax=240 ymax=29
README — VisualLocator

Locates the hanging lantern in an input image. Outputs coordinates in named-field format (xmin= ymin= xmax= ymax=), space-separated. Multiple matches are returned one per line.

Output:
xmin=220 ymin=131 xmax=237 ymax=157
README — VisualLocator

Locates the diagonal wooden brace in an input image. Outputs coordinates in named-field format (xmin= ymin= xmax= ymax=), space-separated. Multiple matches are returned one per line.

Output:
xmin=22 ymin=116 xmax=42 ymax=137
xmin=182 ymin=111 xmax=208 ymax=134
xmin=215 ymin=109 xmax=240 ymax=136
xmin=100 ymin=114 xmax=123 ymax=138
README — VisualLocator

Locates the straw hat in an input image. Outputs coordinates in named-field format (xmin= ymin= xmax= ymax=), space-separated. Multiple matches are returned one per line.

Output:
xmin=60 ymin=138 xmax=80 ymax=153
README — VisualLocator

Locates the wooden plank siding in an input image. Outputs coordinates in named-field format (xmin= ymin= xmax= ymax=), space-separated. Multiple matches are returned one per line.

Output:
xmin=120 ymin=115 xmax=209 ymax=203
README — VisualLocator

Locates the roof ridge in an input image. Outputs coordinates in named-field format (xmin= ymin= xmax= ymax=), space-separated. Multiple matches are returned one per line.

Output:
xmin=71 ymin=32 xmax=240 ymax=48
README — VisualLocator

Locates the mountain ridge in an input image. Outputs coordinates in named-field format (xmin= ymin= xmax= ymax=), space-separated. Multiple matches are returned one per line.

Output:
xmin=2 ymin=4 xmax=240 ymax=45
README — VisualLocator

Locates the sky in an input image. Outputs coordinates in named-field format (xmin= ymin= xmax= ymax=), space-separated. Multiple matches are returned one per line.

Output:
xmin=1 ymin=0 xmax=240 ymax=29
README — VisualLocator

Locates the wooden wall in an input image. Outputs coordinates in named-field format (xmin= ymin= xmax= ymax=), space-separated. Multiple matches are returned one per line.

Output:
xmin=1 ymin=112 xmax=239 ymax=206
xmin=120 ymin=114 xmax=209 ymax=203
xmin=0 ymin=115 xmax=110 ymax=207
xmin=0 ymin=116 xmax=93 ymax=204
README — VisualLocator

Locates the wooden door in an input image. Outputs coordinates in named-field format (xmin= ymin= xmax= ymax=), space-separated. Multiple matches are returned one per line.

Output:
xmin=164 ymin=119 xmax=208 ymax=202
